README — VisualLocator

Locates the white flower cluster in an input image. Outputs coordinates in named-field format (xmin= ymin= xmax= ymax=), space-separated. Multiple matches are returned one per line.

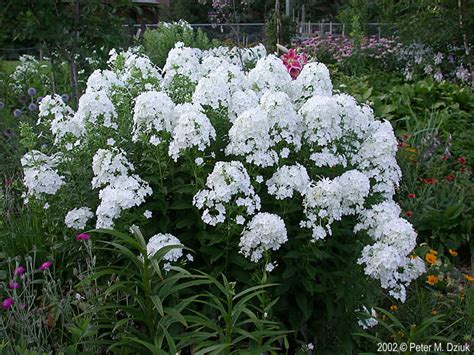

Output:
xmin=239 ymin=213 xmax=288 ymax=262
xmin=266 ymin=164 xmax=310 ymax=199
xmin=10 ymin=55 xmax=50 ymax=93
xmin=92 ymin=148 xmax=152 ymax=229
xmin=226 ymin=92 xmax=301 ymax=167
xmin=248 ymin=55 xmax=292 ymax=93
xmin=147 ymin=233 xmax=185 ymax=271
xmin=193 ymin=161 xmax=261 ymax=226
xmin=162 ymin=42 xmax=203 ymax=87
xmin=21 ymin=151 xmax=64 ymax=198
xmin=75 ymin=90 xmax=118 ymax=130
xmin=38 ymin=94 xmax=83 ymax=144
xmin=357 ymin=306 xmax=378 ymax=330
xmin=355 ymin=202 xmax=425 ymax=301
xmin=64 ymin=207 xmax=94 ymax=230
xmin=301 ymin=170 xmax=370 ymax=240
xmin=292 ymin=62 xmax=332 ymax=103
xmin=86 ymin=69 xmax=124 ymax=95
xmin=132 ymin=90 xmax=175 ymax=142
xmin=168 ymin=103 xmax=216 ymax=161
xmin=20 ymin=45 xmax=422 ymax=302
xmin=202 ymin=43 xmax=267 ymax=67
xmin=108 ymin=48 xmax=161 ymax=91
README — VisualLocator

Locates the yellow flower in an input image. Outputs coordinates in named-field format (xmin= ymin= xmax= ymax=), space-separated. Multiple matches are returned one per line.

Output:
xmin=429 ymin=249 xmax=438 ymax=255
xmin=431 ymin=309 xmax=438 ymax=316
xmin=464 ymin=274 xmax=474 ymax=282
xmin=448 ymin=249 xmax=458 ymax=257
xmin=426 ymin=274 xmax=439 ymax=285
xmin=390 ymin=304 xmax=398 ymax=311
xmin=425 ymin=253 xmax=437 ymax=265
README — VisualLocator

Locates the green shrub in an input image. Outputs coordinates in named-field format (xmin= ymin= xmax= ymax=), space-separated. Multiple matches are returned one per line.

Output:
xmin=143 ymin=20 xmax=217 ymax=68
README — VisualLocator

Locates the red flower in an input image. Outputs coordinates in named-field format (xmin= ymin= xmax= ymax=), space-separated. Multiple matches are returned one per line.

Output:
xmin=404 ymin=211 xmax=413 ymax=217
xmin=441 ymin=154 xmax=449 ymax=161
xmin=457 ymin=156 xmax=467 ymax=165
xmin=39 ymin=261 xmax=52 ymax=271
xmin=8 ymin=281 xmax=20 ymax=289
xmin=397 ymin=142 xmax=407 ymax=148
xmin=14 ymin=266 xmax=25 ymax=276
xmin=407 ymin=193 xmax=416 ymax=198
xmin=75 ymin=233 xmax=91 ymax=241
xmin=422 ymin=178 xmax=438 ymax=185
xmin=2 ymin=298 xmax=14 ymax=310
xmin=445 ymin=174 xmax=455 ymax=181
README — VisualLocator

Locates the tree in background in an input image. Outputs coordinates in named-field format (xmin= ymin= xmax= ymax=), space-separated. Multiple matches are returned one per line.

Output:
xmin=376 ymin=0 xmax=473 ymax=85
xmin=0 ymin=0 xmax=134 ymax=104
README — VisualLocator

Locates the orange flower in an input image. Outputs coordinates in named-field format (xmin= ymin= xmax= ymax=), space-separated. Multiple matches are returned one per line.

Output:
xmin=464 ymin=274 xmax=474 ymax=282
xmin=390 ymin=305 xmax=398 ymax=311
xmin=429 ymin=249 xmax=438 ymax=255
xmin=425 ymin=253 xmax=437 ymax=265
xmin=448 ymin=249 xmax=458 ymax=257
xmin=426 ymin=275 xmax=439 ymax=285
xmin=431 ymin=309 xmax=438 ymax=316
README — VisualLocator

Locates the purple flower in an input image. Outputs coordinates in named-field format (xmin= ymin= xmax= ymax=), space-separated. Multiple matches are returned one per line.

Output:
xmin=75 ymin=233 xmax=91 ymax=241
xmin=39 ymin=261 xmax=52 ymax=271
xmin=13 ymin=109 xmax=22 ymax=117
xmin=2 ymin=298 xmax=14 ymax=310
xmin=8 ymin=281 xmax=20 ymax=290
xmin=27 ymin=87 xmax=37 ymax=97
xmin=28 ymin=103 xmax=38 ymax=112
xmin=0 ymin=101 xmax=4 ymax=110
xmin=434 ymin=70 xmax=443 ymax=82
xmin=61 ymin=94 xmax=69 ymax=103
xmin=14 ymin=266 xmax=25 ymax=276
xmin=37 ymin=96 xmax=44 ymax=104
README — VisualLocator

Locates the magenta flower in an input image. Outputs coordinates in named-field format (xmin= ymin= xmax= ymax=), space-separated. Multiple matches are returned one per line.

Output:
xmin=14 ymin=266 xmax=25 ymax=276
xmin=75 ymin=233 xmax=91 ymax=241
xmin=281 ymin=49 xmax=308 ymax=79
xmin=8 ymin=281 xmax=20 ymax=289
xmin=39 ymin=261 xmax=53 ymax=271
xmin=2 ymin=298 xmax=14 ymax=310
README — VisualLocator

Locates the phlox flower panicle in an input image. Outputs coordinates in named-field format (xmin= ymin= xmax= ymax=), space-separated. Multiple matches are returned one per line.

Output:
xmin=239 ymin=212 xmax=288 ymax=262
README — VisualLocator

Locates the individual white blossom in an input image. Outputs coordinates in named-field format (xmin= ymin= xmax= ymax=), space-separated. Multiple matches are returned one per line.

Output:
xmin=239 ymin=212 xmax=288 ymax=262
xmin=143 ymin=210 xmax=152 ymax=219
xmin=65 ymin=207 xmax=94 ymax=229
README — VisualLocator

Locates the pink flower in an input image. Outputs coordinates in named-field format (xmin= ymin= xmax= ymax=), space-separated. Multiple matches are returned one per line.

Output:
xmin=281 ymin=49 xmax=308 ymax=79
xmin=39 ymin=261 xmax=52 ymax=271
xmin=75 ymin=233 xmax=91 ymax=241
xmin=8 ymin=281 xmax=20 ymax=289
xmin=2 ymin=298 xmax=14 ymax=310
xmin=14 ymin=266 xmax=25 ymax=276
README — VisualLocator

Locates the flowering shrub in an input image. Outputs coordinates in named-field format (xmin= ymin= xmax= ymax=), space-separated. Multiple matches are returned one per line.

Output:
xmin=18 ymin=42 xmax=424 ymax=350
